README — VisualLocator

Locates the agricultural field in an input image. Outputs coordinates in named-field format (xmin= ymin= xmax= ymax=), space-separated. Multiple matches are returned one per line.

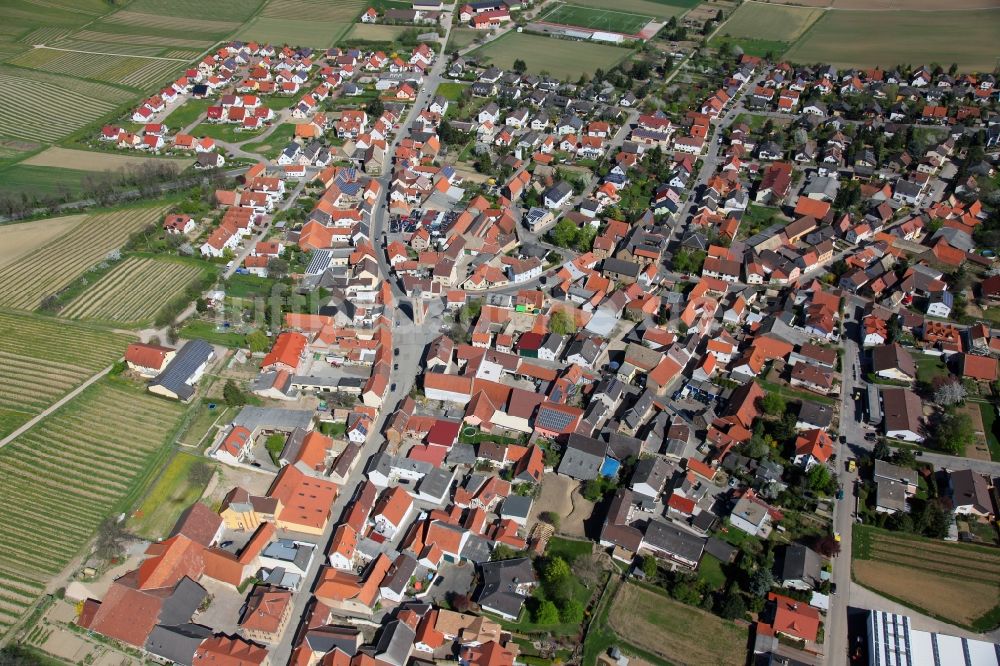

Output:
xmin=446 ymin=27 xmax=480 ymax=52
xmin=0 ymin=215 xmax=86 ymax=268
xmin=346 ymin=24 xmax=418 ymax=42
xmin=0 ymin=380 xmax=185 ymax=620
xmin=717 ymin=2 xmax=823 ymax=41
xmin=539 ymin=3 xmax=654 ymax=35
xmin=784 ymin=9 xmax=1000 ymax=70
xmin=0 ymin=67 xmax=119 ymax=144
xmin=0 ymin=570 xmax=46 ymax=639
xmin=471 ymin=32 xmax=634 ymax=80
xmin=0 ymin=166 xmax=95 ymax=199
xmin=61 ymin=257 xmax=204 ymax=324
xmin=566 ymin=0 xmax=699 ymax=19
xmin=237 ymin=0 xmax=367 ymax=48
xmin=7 ymin=47 xmax=186 ymax=89
xmin=0 ymin=204 xmax=168 ymax=311
xmin=607 ymin=583 xmax=748 ymax=665
xmin=21 ymin=146 xmax=193 ymax=172
xmin=0 ymin=309 xmax=131 ymax=439
xmin=853 ymin=525 xmax=1000 ymax=630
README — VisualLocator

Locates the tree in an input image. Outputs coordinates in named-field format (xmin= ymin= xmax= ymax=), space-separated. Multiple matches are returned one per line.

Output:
xmin=189 ymin=461 xmax=214 ymax=485
xmin=365 ymin=97 xmax=384 ymax=117
xmin=760 ymin=392 xmax=786 ymax=416
xmin=872 ymin=439 xmax=892 ymax=461
xmin=539 ymin=511 xmax=561 ymax=530
xmin=449 ymin=592 xmax=472 ymax=612
xmin=534 ymin=600 xmax=560 ymax=624
xmin=922 ymin=500 xmax=951 ymax=539
xmin=748 ymin=567 xmax=774 ymax=596
xmin=491 ymin=544 xmax=521 ymax=560
xmin=548 ymin=309 xmax=576 ymax=335
xmin=642 ymin=555 xmax=658 ymax=579
xmin=247 ymin=330 xmax=270 ymax=353
xmin=223 ymin=379 xmax=248 ymax=407
xmin=548 ymin=217 xmax=579 ymax=247
xmin=267 ymin=257 xmax=289 ymax=279
xmin=513 ymin=58 xmax=527 ymax=74
xmin=934 ymin=381 xmax=967 ymax=407
xmin=544 ymin=556 xmax=571 ymax=583
xmin=807 ymin=463 xmax=837 ymax=495
xmin=559 ymin=599 xmax=584 ymax=623
xmin=815 ymin=535 xmax=841 ymax=557
xmin=94 ymin=517 xmax=129 ymax=561
xmin=930 ymin=409 xmax=974 ymax=455
xmin=717 ymin=589 xmax=746 ymax=620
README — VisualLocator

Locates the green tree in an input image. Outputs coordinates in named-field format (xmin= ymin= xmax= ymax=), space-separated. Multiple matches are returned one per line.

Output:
xmin=513 ymin=58 xmax=527 ymax=74
xmin=931 ymin=409 xmax=974 ymax=455
xmin=544 ymin=556 xmax=571 ymax=583
xmin=747 ymin=568 xmax=774 ymax=596
xmin=559 ymin=599 xmax=584 ymax=623
xmin=807 ymin=463 xmax=837 ymax=495
xmin=94 ymin=518 xmax=129 ymax=561
xmin=642 ymin=555 xmax=658 ymax=579
xmin=548 ymin=218 xmax=578 ymax=247
xmin=534 ymin=600 xmax=560 ymax=624
xmin=717 ymin=590 xmax=746 ymax=619
xmin=548 ymin=309 xmax=576 ymax=335
xmin=247 ymin=330 xmax=270 ymax=353
xmin=223 ymin=379 xmax=248 ymax=406
xmin=760 ymin=392 xmax=786 ymax=416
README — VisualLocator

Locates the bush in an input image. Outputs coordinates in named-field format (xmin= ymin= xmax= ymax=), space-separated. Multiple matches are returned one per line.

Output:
xmin=533 ymin=600 xmax=560 ymax=624
xmin=540 ymin=511 xmax=561 ymax=530
xmin=223 ymin=379 xmax=248 ymax=406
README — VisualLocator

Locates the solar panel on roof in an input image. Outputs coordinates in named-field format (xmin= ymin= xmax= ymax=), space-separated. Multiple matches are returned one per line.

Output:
xmin=536 ymin=406 xmax=575 ymax=431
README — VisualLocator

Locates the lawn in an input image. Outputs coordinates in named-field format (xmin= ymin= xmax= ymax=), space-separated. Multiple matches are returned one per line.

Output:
xmin=910 ymin=350 xmax=948 ymax=384
xmin=539 ymin=3 xmax=653 ymax=35
xmin=608 ymin=583 xmax=747 ymax=665
xmin=853 ymin=524 xmax=1000 ymax=631
xmin=470 ymin=32 xmax=634 ymax=80
xmin=546 ymin=536 xmax=592 ymax=564
xmin=446 ymin=27 xmax=479 ymax=53
xmin=129 ymin=452 xmax=216 ymax=539
xmin=697 ymin=554 xmax=728 ymax=590
xmin=165 ymin=98 xmax=215 ymax=130
xmin=435 ymin=82 xmax=468 ymax=102
xmin=756 ymin=377 xmax=836 ymax=405
xmin=712 ymin=36 xmax=790 ymax=59
xmin=346 ymin=23 xmax=417 ymax=43
xmin=177 ymin=402 xmax=234 ymax=448
xmin=979 ymin=402 xmax=1000 ymax=462
xmin=738 ymin=203 xmax=782 ymax=239
xmin=192 ymin=122 xmax=268 ymax=144
xmin=784 ymin=9 xmax=1000 ymax=70
xmin=179 ymin=318 xmax=251 ymax=348
xmin=499 ymin=573 xmax=595 ymax=637
xmin=242 ymin=123 xmax=298 ymax=160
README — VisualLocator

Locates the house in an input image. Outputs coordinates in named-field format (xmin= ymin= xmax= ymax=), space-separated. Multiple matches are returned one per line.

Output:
xmin=475 ymin=558 xmax=537 ymax=620
xmin=641 ymin=520 xmax=705 ymax=569
xmin=762 ymin=592 xmax=820 ymax=642
xmin=950 ymin=469 xmax=993 ymax=518
xmin=557 ymin=433 xmax=606 ymax=481
xmin=148 ymin=339 xmax=214 ymax=401
xmin=240 ymin=586 xmax=293 ymax=644
xmin=871 ymin=343 xmax=917 ymax=383
xmin=792 ymin=429 xmax=835 ymax=470
xmin=927 ymin=290 xmax=953 ymax=318
xmin=779 ymin=544 xmax=821 ymax=591
xmin=125 ymin=343 xmax=176 ymax=378
xmin=881 ymin=388 xmax=924 ymax=442
xmin=543 ymin=181 xmax=573 ymax=208
xmin=961 ymin=354 xmax=998 ymax=383
xmin=164 ymin=214 xmax=195 ymax=235
xmin=371 ymin=486 xmax=414 ymax=539
xmin=729 ymin=492 xmax=773 ymax=537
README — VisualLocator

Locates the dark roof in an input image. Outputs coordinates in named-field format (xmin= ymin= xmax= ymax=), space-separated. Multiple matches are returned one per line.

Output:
xmin=779 ymin=543 xmax=821 ymax=588
xmin=149 ymin=339 xmax=213 ymax=400
xmin=642 ymin=520 xmax=705 ymax=564
xmin=144 ymin=623 xmax=212 ymax=666
xmin=476 ymin=558 xmax=536 ymax=617
xmin=557 ymin=433 xmax=607 ymax=480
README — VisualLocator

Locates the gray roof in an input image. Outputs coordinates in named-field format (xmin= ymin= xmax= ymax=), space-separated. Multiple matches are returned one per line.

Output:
xmin=149 ymin=339 xmax=213 ymax=400
xmin=416 ymin=466 xmax=454 ymax=500
xmin=876 ymin=480 xmax=907 ymax=512
xmin=232 ymin=406 xmax=314 ymax=432
xmin=476 ymin=558 xmax=536 ymax=617
xmin=780 ymin=543 xmax=822 ymax=588
xmin=601 ymin=257 xmax=641 ymax=278
xmin=460 ymin=533 xmax=492 ymax=563
xmin=261 ymin=539 xmax=314 ymax=571
xmin=642 ymin=520 xmax=705 ymax=564
xmin=303 ymin=625 xmax=362 ymax=655
xmin=630 ymin=457 xmax=671 ymax=497
xmin=144 ymin=623 xmax=212 ymax=666
xmin=558 ymin=433 xmax=606 ymax=480
xmin=873 ymin=459 xmax=918 ymax=485
xmin=381 ymin=554 xmax=418 ymax=595
xmin=374 ymin=619 xmax=415 ymax=666
xmin=447 ymin=442 xmax=477 ymax=466
xmin=157 ymin=577 xmax=207 ymax=626
xmin=797 ymin=400 xmax=833 ymax=428
xmin=704 ymin=536 xmax=737 ymax=562
xmin=500 ymin=494 xmax=533 ymax=520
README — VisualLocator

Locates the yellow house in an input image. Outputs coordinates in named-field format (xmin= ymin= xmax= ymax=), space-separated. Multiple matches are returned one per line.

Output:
xmin=219 ymin=487 xmax=279 ymax=532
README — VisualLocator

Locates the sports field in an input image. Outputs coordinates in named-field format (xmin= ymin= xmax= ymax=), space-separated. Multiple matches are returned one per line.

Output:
xmin=608 ymin=583 xmax=748 ymax=665
xmin=566 ymin=0 xmax=698 ymax=19
xmin=540 ymin=3 xmax=654 ymax=34
xmin=471 ymin=32 xmax=634 ymax=80
xmin=784 ymin=9 xmax=1000 ymax=70
xmin=0 ymin=380 xmax=185 ymax=634
xmin=0 ymin=204 xmax=167 ymax=311
xmin=853 ymin=525 xmax=1000 ymax=630
xmin=61 ymin=257 xmax=204 ymax=324
xmin=0 ymin=309 xmax=131 ymax=439
xmin=717 ymin=2 xmax=823 ymax=43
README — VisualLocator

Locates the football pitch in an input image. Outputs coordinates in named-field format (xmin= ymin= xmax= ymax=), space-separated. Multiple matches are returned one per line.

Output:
xmin=539 ymin=3 xmax=653 ymax=34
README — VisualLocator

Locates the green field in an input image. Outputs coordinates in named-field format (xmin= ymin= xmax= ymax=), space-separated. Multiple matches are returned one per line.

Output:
xmin=435 ymin=82 xmax=468 ymax=102
xmin=471 ymin=32 xmax=634 ymax=80
xmin=61 ymin=256 xmax=205 ymax=324
xmin=130 ymin=452 xmax=216 ymax=539
xmin=566 ymin=0 xmax=697 ymax=19
xmin=0 ymin=380 xmax=185 ymax=636
xmin=192 ymin=121 xmax=268 ymax=144
xmin=237 ymin=0 xmax=368 ymax=48
xmin=716 ymin=2 xmax=823 ymax=43
xmin=0 ymin=310 xmax=131 ymax=439
xmin=0 ymin=204 xmax=168 ymax=311
xmin=540 ymin=3 xmax=653 ymax=35
xmin=241 ymin=123 xmax=299 ymax=159
xmin=785 ymin=9 xmax=1000 ymax=70
xmin=446 ymin=27 xmax=480 ymax=52
xmin=0 ymin=165 xmax=92 ymax=199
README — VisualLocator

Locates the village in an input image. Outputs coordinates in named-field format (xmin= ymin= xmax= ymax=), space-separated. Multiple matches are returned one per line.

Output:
xmin=6 ymin=1 xmax=1000 ymax=666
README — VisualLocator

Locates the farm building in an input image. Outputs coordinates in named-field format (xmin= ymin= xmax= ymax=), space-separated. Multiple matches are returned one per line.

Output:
xmin=148 ymin=339 xmax=215 ymax=401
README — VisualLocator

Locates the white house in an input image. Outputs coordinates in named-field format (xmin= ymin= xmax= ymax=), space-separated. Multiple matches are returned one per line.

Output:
xmin=729 ymin=495 xmax=772 ymax=537
xmin=371 ymin=487 xmax=414 ymax=539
